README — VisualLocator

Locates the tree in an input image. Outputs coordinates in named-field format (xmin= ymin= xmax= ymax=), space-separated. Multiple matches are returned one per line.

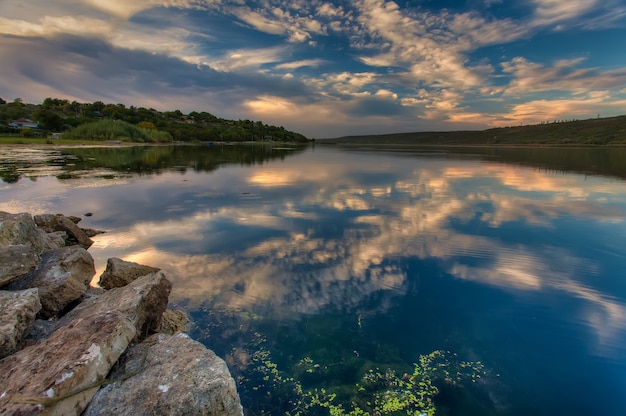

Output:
xmin=137 ymin=121 xmax=157 ymax=130
xmin=33 ymin=109 xmax=64 ymax=131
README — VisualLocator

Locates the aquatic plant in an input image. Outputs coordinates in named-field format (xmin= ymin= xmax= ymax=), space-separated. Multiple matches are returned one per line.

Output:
xmin=231 ymin=332 xmax=487 ymax=416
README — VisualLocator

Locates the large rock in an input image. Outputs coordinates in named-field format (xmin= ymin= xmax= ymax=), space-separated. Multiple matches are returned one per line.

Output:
xmin=5 ymin=246 xmax=95 ymax=319
xmin=84 ymin=333 xmax=243 ymax=416
xmin=33 ymin=214 xmax=93 ymax=249
xmin=0 ymin=271 xmax=172 ymax=415
xmin=0 ymin=211 xmax=59 ymax=254
xmin=158 ymin=309 xmax=190 ymax=335
xmin=98 ymin=257 xmax=160 ymax=290
xmin=61 ymin=271 xmax=172 ymax=342
xmin=0 ymin=289 xmax=41 ymax=359
xmin=0 ymin=245 xmax=39 ymax=287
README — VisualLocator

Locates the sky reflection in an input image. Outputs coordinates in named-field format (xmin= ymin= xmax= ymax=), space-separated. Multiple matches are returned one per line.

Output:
xmin=2 ymin=146 xmax=626 ymax=361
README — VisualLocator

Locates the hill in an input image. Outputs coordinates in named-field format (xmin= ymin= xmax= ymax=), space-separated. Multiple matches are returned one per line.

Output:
xmin=324 ymin=115 xmax=626 ymax=146
xmin=0 ymin=97 xmax=309 ymax=143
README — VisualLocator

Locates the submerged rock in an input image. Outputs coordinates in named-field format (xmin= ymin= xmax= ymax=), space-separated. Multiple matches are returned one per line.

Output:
xmin=98 ymin=257 xmax=160 ymax=290
xmin=84 ymin=332 xmax=243 ymax=416
xmin=0 ymin=289 xmax=41 ymax=358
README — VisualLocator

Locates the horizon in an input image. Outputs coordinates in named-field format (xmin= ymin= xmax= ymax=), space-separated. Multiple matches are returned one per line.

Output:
xmin=1 ymin=1 xmax=626 ymax=138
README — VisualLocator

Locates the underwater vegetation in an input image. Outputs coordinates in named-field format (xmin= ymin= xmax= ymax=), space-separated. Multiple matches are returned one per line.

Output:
xmin=229 ymin=331 xmax=488 ymax=416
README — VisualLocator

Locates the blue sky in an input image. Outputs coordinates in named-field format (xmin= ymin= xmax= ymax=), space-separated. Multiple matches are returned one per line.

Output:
xmin=1 ymin=0 xmax=625 ymax=138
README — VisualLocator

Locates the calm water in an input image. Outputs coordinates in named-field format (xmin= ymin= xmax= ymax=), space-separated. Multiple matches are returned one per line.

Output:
xmin=2 ymin=144 xmax=626 ymax=415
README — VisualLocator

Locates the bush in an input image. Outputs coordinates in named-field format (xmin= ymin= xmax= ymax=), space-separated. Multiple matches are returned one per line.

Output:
xmin=62 ymin=119 xmax=171 ymax=142
xmin=20 ymin=129 xmax=35 ymax=137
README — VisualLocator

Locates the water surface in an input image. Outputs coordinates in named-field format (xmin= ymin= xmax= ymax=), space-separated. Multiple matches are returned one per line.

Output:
xmin=1 ymin=144 xmax=625 ymax=415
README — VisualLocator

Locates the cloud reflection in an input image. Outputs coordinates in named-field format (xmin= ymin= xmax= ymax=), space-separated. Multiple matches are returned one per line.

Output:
xmin=3 ymin=148 xmax=625 ymax=357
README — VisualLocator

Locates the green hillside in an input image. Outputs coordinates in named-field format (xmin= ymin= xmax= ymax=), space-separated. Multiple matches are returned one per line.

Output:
xmin=0 ymin=97 xmax=309 ymax=143
xmin=325 ymin=115 xmax=626 ymax=145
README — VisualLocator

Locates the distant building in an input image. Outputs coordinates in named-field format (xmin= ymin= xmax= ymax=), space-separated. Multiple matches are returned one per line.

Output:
xmin=9 ymin=118 xmax=39 ymax=129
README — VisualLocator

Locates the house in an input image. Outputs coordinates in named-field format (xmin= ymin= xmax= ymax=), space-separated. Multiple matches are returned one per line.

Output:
xmin=9 ymin=118 xmax=39 ymax=129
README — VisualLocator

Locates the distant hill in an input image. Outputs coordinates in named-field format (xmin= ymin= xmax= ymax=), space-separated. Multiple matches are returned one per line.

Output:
xmin=0 ymin=97 xmax=309 ymax=143
xmin=324 ymin=115 xmax=626 ymax=146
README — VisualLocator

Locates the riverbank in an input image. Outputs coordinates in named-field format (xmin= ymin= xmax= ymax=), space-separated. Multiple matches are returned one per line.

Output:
xmin=322 ymin=115 xmax=626 ymax=146
xmin=0 ymin=211 xmax=243 ymax=415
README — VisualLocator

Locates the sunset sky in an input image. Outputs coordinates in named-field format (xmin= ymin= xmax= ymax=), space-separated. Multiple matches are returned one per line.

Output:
xmin=1 ymin=0 xmax=626 ymax=138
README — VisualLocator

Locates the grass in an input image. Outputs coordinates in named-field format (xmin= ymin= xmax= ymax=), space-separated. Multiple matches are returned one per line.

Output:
xmin=0 ymin=136 xmax=111 ymax=145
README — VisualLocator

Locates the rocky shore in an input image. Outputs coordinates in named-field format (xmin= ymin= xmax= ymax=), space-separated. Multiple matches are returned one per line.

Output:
xmin=0 ymin=211 xmax=243 ymax=416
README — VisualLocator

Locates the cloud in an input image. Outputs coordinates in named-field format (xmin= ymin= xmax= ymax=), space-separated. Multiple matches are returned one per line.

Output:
xmin=0 ymin=34 xmax=315 ymax=118
xmin=225 ymin=2 xmax=327 ymax=43
xmin=490 ymin=92 xmax=626 ymax=126
xmin=274 ymin=59 xmax=327 ymax=70
xmin=81 ymin=0 xmax=214 ymax=19
xmin=531 ymin=0 xmax=598 ymax=25
xmin=502 ymin=57 xmax=626 ymax=95
xmin=207 ymin=46 xmax=290 ymax=71
xmin=1 ymin=0 xmax=625 ymax=137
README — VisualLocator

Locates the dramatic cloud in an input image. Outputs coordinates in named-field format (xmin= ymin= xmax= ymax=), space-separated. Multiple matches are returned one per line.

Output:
xmin=1 ymin=0 xmax=625 ymax=136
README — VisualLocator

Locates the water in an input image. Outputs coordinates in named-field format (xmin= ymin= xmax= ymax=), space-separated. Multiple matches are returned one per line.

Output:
xmin=1 ymin=144 xmax=626 ymax=415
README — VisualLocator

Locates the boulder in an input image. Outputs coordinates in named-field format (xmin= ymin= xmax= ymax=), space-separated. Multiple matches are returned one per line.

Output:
xmin=20 ymin=319 xmax=57 ymax=346
xmin=0 ymin=271 xmax=172 ymax=415
xmin=158 ymin=309 xmax=190 ymax=335
xmin=32 ymin=213 xmax=61 ymax=233
xmin=66 ymin=216 xmax=82 ymax=224
xmin=0 ymin=289 xmax=41 ymax=358
xmin=84 ymin=333 xmax=243 ymax=416
xmin=5 ymin=246 xmax=95 ymax=319
xmin=0 ymin=245 xmax=39 ymax=287
xmin=98 ymin=257 xmax=160 ymax=290
xmin=0 ymin=211 xmax=56 ymax=254
xmin=33 ymin=214 xmax=93 ymax=249
xmin=60 ymin=271 xmax=172 ymax=342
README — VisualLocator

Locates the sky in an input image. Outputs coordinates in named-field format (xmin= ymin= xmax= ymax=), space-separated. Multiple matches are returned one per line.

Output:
xmin=1 ymin=0 xmax=626 ymax=138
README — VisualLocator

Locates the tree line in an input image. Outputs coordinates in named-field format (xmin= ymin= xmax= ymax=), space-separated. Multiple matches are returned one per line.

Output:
xmin=0 ymin=97 xmax=309 ymax=143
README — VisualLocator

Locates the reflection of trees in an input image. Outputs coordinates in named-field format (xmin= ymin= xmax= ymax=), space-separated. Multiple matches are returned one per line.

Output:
xmin=0 ymin=144 xmax=306 ymax=183
xmin=345 ymin=146 xmax=626 ymax=181
xmin=60 ymin=145 xmax=305 ymax=176
xmin=0 ymin=147 xmax=66 ymax=183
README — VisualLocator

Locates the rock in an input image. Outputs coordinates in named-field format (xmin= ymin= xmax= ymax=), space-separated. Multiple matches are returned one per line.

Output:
xmin=45 ymin=231 xmax=68 ymax=250
xmin=0 ymin=271 xmax=172 ymax=415
xmin=0 ymin=245 xmax=39 ymax=287
xmin=0 ymin=289 xmax=41 ymax=358
xmin=84 ymin=333 xmax=243 ymax=416
xmin=66 ymin=216 xmax=82 ymax=224
xmin=158 ymin=309 xmax=190 ymax=335
xmin=0 ymin=211 xmax=55 ymax=254
xmin=20 ymin=319 xmax=57 ymax=345
xmin=80 ymin=227 xmax=106 ymax=238
xmin=4 ymin=246 xmax=95 ymax=319
xmin=33 ymin=213 xmax=93 ymax=249
xmin=61 ymin=271 xmax=172 ymax=342
xmin=32 ymin=213 xmax=60 ymax=233
xmin=98 ymin=257 xmax=160 ymax=290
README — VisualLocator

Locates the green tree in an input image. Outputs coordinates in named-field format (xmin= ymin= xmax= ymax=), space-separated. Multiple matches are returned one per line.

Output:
xmin=33 ymin=109 xmax=64 ymax=131
xmin=137 ymin=121 xmax=157 ymax=130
